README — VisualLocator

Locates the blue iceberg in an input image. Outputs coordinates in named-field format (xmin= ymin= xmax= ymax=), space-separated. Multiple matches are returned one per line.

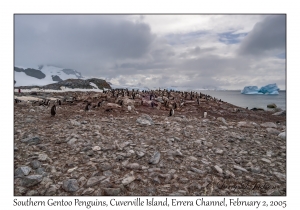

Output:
xmin=241 ymin=83 xmax=279 ymax=95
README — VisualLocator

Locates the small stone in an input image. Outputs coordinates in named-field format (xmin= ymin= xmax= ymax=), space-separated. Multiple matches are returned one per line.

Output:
xmin=67 ymin=138 xmax=77 ymax=146
xmin=30 ymin=160 xmax=41 ymax=169
xmin=92 ymin=146 xmax=101 ymax=151
xmin=86 ymin=176 xmax=106 ymax=187
xmin=188 ymin=156 xmax=198 ymax=161
xmin=261 ymin=158 xmax=271 ymax=163
xmin=191 ymin=167 xmax=203 ymax=174
xmin=26 ymin=190 xmax=39 ymax=196
xmin=266 ymin=128 xmax=280 ymax=135
xmin=122 ymin=176 xmax=136 ymax=185
xmin=126 ymin=163 xmax=140 ymax=170
xmin=99 ymin=163 xmax=112 ymax=171
xmin=38 ymin=153 xmax=48 ymax=161
xmin=149 ymin=151 xmax=161 ymax=164
xmin=21 ymin=136 xmax=40 ymax=145
xmin=261 ymin=122 xmax=277 ymax=128
xmin=273 ymin=172 xmax=286 ymax=181
xmin=15 ymin=166 xmax=31 ymax=177
xmin=215 ymin=149 xmax=224 ymax=154
xmin=103 ymin=188 xmax=121 ymax=196
xmin=136 ymin=151 xmax=145 ymax=158
xmin=267 ymin=189 xmax=281 ymax=196
xmin=22 ymin=175 xmax=43 ymax=187
xmin=233 ymin=165 xmax=248 ymax=173
xmin=81 ymin=188 xmax=95 ymax=195
xmin=45 ymin=186 xmax=57 ymax=196
xmin=62 ymin=179 xmax=79 ymax=192
xmin=214 ymin=165 xmax=223 ymax=174
xmin=278 ymin=132 xmax=286 ymax=140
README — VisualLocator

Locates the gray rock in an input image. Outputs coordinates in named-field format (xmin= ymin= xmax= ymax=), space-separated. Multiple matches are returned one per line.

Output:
xmin=273 ymin=172 xmax=286 ymax=181
xmin=149 ymin=151 xmax=161 ymax=164
xmin=136 ymin=114 xmax=154 ymax=125
xmin=36 ymin=168 xmax=47 ymax=176
xmin=21 ymin=136 xmax=41 ymax=145
xmin=122 ymin=176 xmax=136 ymax=185
xmin=62 ymin=179 xmax=79 ymax=192
xmin=103 ymin=188 xmax=121 ymax=196
xmin=136 ymin=151 xmax=145 ymax=158
xmin=278 ymin=132 xmax=286 ymax=140
xmin=272 ymin=110 xmax=286 ymax=116
xmin=261 ymin=122 xmax=277 ymax=128
xmin=266 ymin=128 xmax=280 ymax=135
xmin=30 ymin=160 xmax=41 ymax=169
xmin=233 ymin=165 xmax=248 ymax=173
xmin=267 ymin=103 xmax=277 ymax=108
xmin=86 ymin=176 xmax=106 ymax=187
xmin=217 ymin=117 xmax=227 ymax=125
xmin=26 ymin=190 xmax=39 ymax=196
xmin=45 ymin=186 xmax=57 ymax=196
xmin=261 ymin=158 xmax=271 ymax=163
xmin=191 ymin=167 xmax=203 ymax=174
xmin=99 ymin=163 xmax=112 ymax=171
xmin=214 ymin=165 xmax=223 ymax=174
xmin=15 ymin=166 xmax=31 ymax=177
xmin=22 ymin=175 xmax=43 ymax=187
xmin=250 ymin=166 xmax=261 ymax=173
xmin=81 ymin=188 xmax=95 ymax=195
xmin=126 ymin=163 xmax=140 ymax=170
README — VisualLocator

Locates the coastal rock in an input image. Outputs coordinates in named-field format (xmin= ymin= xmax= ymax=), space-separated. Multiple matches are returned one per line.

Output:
xmin=267 ymin=103 xmax=277 ymax=108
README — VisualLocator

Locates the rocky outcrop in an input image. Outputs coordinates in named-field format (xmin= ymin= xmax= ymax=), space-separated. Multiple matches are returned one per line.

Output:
xmin=14 ymin=67 xmax=46 ymax=79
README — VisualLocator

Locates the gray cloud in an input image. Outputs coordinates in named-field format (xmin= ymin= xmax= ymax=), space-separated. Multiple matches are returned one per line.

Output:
xmin=238 ymin=15 xmax=286 ymax=56
xmin=15 ymin=15 xmax=155 ymax=76
xmin=14 ymin=15 xmax=286 ymax=90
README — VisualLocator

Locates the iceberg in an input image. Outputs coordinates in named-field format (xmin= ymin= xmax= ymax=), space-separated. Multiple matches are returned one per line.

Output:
xmin=241 ymin=83 xmax=280 ymax=95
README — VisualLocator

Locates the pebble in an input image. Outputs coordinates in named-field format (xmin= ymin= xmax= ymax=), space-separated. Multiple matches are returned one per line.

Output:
xmin=62 ymin=179 xmax=79 ymax=192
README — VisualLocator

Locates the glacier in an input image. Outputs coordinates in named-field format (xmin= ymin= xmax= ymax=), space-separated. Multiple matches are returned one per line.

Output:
xmin=241 ymin=83 xmax=280 ymax=95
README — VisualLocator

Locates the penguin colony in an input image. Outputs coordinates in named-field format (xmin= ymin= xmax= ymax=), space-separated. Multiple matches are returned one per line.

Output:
xmin=15 ymin=88 xmax=239 ymax=118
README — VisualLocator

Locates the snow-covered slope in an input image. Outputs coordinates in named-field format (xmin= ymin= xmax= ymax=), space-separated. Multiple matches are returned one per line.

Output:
xmin=14 ymin=65 xmax=84 ymax=87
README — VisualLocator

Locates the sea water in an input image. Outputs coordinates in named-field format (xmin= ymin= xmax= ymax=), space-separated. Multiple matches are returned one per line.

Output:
xmin=199 ymin=90 xmax=286 ymax=110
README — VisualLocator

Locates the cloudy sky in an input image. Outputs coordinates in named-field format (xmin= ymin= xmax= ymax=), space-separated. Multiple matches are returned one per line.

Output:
xmin=14 ymin=14 xmax=286 ymax=90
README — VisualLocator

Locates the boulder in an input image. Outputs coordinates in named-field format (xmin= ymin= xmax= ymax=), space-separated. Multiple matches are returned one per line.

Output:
xmin=267 ymin=103 xmax=277 ymax=108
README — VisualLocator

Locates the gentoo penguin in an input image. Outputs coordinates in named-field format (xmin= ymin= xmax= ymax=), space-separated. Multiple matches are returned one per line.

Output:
xmin=169 ymin=108 xmax=174 ymax=117
xmin=51 ymin=105 xmax=56 ymax=117
xmin=203 ymin=111 xmax=207 ymax=118
xmin=85 ymin=102 xmax=91 ymax=111
xmin=151 ymin=101 xmax=154 ymax=108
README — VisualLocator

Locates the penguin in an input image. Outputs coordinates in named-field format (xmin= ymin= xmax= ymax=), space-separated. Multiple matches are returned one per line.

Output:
xmin=203 ymin=111 xmax=207 ymax=118
xmin=85 ymin=102 xmax=91 ymax=111
xmin=51 ymin=105 xmax=56 ymax=117
xmin=151 ymin=101 xmax=154 ymax=108
xmin=169 ymin=108 xmax=174 ymax=117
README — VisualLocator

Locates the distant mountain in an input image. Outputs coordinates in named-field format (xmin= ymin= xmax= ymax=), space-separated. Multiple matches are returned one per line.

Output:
xmin=14 ymin=65 xmax=84 ymax=87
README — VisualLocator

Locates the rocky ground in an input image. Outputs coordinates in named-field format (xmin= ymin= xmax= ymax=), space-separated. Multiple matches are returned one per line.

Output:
xmin=14 ymin=91 xmax=286 ymax=196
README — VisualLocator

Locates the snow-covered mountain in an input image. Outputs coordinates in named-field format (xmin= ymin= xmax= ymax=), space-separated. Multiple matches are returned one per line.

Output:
xmin=14 ymin=65 xmax=84 ymax=87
